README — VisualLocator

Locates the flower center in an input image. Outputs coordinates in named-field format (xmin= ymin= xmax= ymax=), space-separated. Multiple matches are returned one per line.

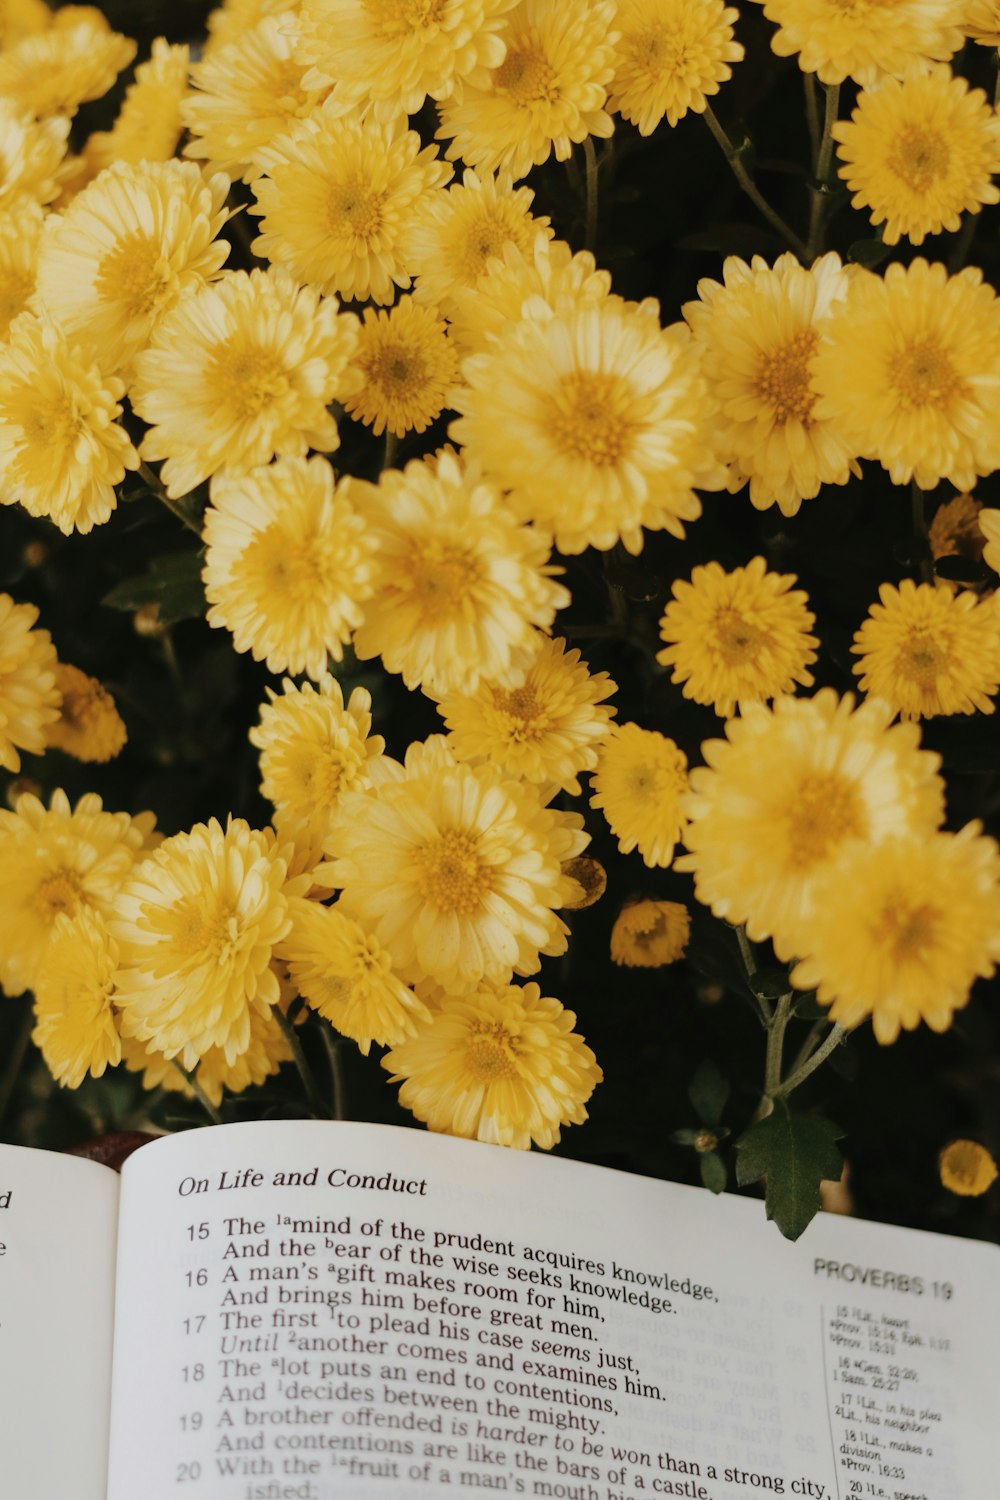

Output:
xmin=416 ymin=828 xmax=492 ymax=915
xmin=459 ymin=213 xmax=515 ymax=282
xmin=713 ymin=608 xmax=769 ymax=666
xmin=95 ymin=231 xmax=170 ymax=319
xmin=784 ymin=770 xmax=867 ymax=870
xmin=407 ymin=541 xmax=484 ymax=622
xmin=207 ymin=340 xmax=291 ymax=420
xmin=491 ymin=681 xmax=548 ymax=741
xmin=242 ymin=530 xmax=337 ymax=607
xmin=547 ymin=370 xmax=635 ymax=467
xmin=893 ymin=337 xmax=963 ymax=409
xmin=896 ymin=631 xmax=948 ymax=687
xmin=282 ymin=738 xmax=365 ymax=805
xmin=21 ymin=390 xmax=81 ymax=450
xmin=494 ymin=41 xmax=558 ymax=105
xmin=366 ymin=341 xmax=426 ymax=398
xmin=467 ymin=1021 xmax=520 ymax=1082
xmin=887 ymin=125 xmax=949 ymax=195
xmin=173 ymin=895 xmax=244 ymax=964
xmin=754 ymin=330 xmax=818 ymax=427
xmin=874 ymin=896 xmax=939 ymax=961
xmin=330 ymin=178 xmax=386 ymax=242
xmin=34 ymin=870 xmax=84 ymax=922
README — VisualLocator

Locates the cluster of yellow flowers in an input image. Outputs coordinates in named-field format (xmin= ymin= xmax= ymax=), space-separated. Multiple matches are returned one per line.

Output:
xmin=2 ymin=0 xmax=1000 ymax=1177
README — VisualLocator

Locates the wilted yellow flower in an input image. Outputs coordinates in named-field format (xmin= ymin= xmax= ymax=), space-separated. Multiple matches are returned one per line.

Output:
xmin=0 ymin=202 xmax=41 ymax=337
xmin=437 ymin=634 xmax=617 ymax=794
xmin=657 ymin=556 xmax=818 ymax=717
xmin=44 ymin=662 xmax=126 ymax=763
xmin=0 ymin=15 xmax=135 ymax=117
xmin=384 ymin=980 xmax=602 ymax=1150
xmin=852 ymin=579 xmax=1000 ymax=719
xmin=448 ymin=232 xmax=611 ymax=356
xmin=0 ymin=593 xmax=59 ymax=772
xmin=939 ymin=1139 xmax=998 ymax=1195
xmin=750 ymin=0 xmax=965 ymax=86
xmin=611 ymin=899 xmax=690 ymax=967
xmin=251 ymin=113 xmax=451 ymax=305
xmin=85 ymin=37 xmax=190 ymax=173
xmin=590 ymin=723 xmax=689 ymax=868
xmin=343 ymin=298 xmax=459 ymax=439
xmin=131 ymin=268 xmax=360 ymax=498
xmin=203 ymin=456 xmax=377 ymax=679
xmin=0 ymin=314 xmax=138 ymax=535
xmin=930 ymin=491 xmax=985 ymax=569
xmin=792 ymin=825 xmax=1000 ymax=1043
xmin=609 ymin=0 xmax=743 ymax=134
xmin=0 ymin=101 xmax=69 ymax=208
xmin=33 ymin=907 xmax=121 ymax=1088
xmin=562 ymin=855 xmax=607 ymax=910
xmin=437 ymin=0 xmax=618 ymax=180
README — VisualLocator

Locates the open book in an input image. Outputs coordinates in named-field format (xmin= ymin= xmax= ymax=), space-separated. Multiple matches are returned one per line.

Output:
xmin=2 ymin=1120 xmax=995 ymax=1500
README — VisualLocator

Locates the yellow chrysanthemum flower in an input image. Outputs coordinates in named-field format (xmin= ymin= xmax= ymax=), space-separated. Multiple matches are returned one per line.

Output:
xmin=939 ymin=1139 xmax=998 ymax=1196
xmin=249 ymin=675 xmax=386 ymax=861
xmin=0 ymin=314 xmax=138 ymax=535
xmin=791 ymin=825 xmax=1000 ymax=1043
xmin=296 ymin=0 xmax=517 ymax=118
xmin=610 ymin=899 xmax=690 ymax=967
xmin=383 ymin=980 xmax=602 ymax=1150
xmin=447 ymin=232 xmax=611 ymax=357
xmin=682 ymin=252 xmax=857 ymax=516
xmin=0 ymin=593 xmax=59 ymax=773
xmin=657 ymin=556 xmax=819 ymax=717
xmin=85 ymin=37 xmax=190 ymax=174
xmin=194 ymin=1002 xmax=293 ymax=1105
xmin=352 ymin=448 xmax=569 ymax=697
xmin=834 ymin=68 xmax=1000 ymax=247
xmin=203 ymin=456 xmax=377 ymax=679
xmin=343 ymin=297 xmax=459 ymax=439
xmin=205 ymin=0 xmax=296 ymax=54
xmin=750 ymin=0 xmax=965 ymax=86
xmin=0 ymin=101 xmax=69 ymax=209
xmin=0 ymin=0 xmax=53 ymax=49
xmin=590 ymin=723 xmax=689 ymax=868
xmin=437 ymin=634 xmax=617 ymax=795
xmin=0 ymin=788 xmax=152 ymax=997
xmin=979 ymin=505 xmax=1000 ymax=574
xmin=407 ymin=169 xmax=550 ymax=317
xmin=111 ymin=819 xmax=298 ymax=1068
xmin=677 ymin=690 xmax=946 ymax=963
xmin=280 ymin=898 xmax=428 ymax=1055
xmin=32 ymin=907 xmax=121 ymax=1089
xmin=251 ymin=113 xmax=451 ymax=306
xmin=0 ymin=202 xmax=41 ymax=337
xmin=322 ymin=738 xmax=587 ymax=993
xmin=452 ymin=296 xmax=721 ymax=555
xmin=44 ymin=662 xmax=126 ymax=763
xmin=131 ymin=268 xmax=360 ymax=498
xmin=183 ymin=14 xmax=328 ymax=185
xmin=608 ymin=0 xmax=744 ymax=135
xmin=812 ymin=260 xmax=1000 ymax=492
xmin=0 ymin=16 xmax=135 ymax=117
xmin=36 ymin=160 xmax=231 ymax=377
xmin=437 ymin=0 xmax=618 ymax=180
xmin=852 ymin=579 xmax=1000 ymax=720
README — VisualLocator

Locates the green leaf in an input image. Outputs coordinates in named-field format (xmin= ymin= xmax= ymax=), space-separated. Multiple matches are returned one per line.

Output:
xmin=735 ymin=1104 xmax=844 ymax=1241
xmin=699 ymin=1151 xmax=727 ymax=1195
xmin=933 ymin=555 xmax=994 ymax=585
xmin=102 ymin=550 xmax=206 ymax=627
xmin=792 ymin=990 xmax=828 ymax=1020
xmin=752 ymin=967 xmax=793 ymax=1001
xmin=687 ymin=1060 xmax=729 ymax=1127
xmin=847 ymin=239 xmax=890 ymax=270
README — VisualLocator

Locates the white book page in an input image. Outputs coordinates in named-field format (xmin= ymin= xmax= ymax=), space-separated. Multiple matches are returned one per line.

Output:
xmin=0 ymin=1143 xmax=119 ymax=1500
xmin=107 ymin=1120 xmax=998 ymax=1500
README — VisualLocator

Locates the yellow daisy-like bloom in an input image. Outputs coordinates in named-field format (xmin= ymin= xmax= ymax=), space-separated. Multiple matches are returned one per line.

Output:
xmin=44 ymin=662 xmax=126 ymax=763
xmin=205 ymin=0 xmax=297 ymax=53
xmin=85 ymin=37 xmax=190 ymax=174
xmin=183 ymin=14 xmax=329 ymax=185
xmin=296 ymin=0 xmax=518 ymax=118
xmin=249 ymin=674 xmax=386 ymax=860
xmin=343 ymin=297 xmax=459 ymax=439
xmin=452 ymin=296 xmax=720 ymax=556
xmin=608 ymin=0 xmax=744 ymax=135
xmin=111 ymin=819 xmax=297 ymax=1069
xmin=0 ymin=593 xmax=59 ymax=773
xmin=657 ymin=556 xmax=819 ymax=717
xmin=203 ymin=456 xmax=377 ymax=680
xmin=32 ymin=907 xmax=121 ymax=1089
xmin=939 ymin=1139 xmax=998 ymax=1196
xmin=131 ymin=268 xmax=360 ymax=498
xmin=448 ymin=232 xmax=611 ymax=357
xmin=812 ymin=260 xmax=1000 ymax=492
xmin=36 ymin=160 xmax=231 ymax=378
xmin=322 ymin=737 xmax=587 ymax=993
xmin=791 ymin=825 xmax=1000 ymax=1043
xmin=682 ymin=252 xmax=857 ymax=517
xmin=280 ymin=898 xmax=428 ymax=1055
xmin=0 ymin=202 xmax=41 ymax=337
xmin=194 ymin=1002 xmax=293 ymax=1106
xmin=834 ymin=67 xmax=1000 ymax=247
xmin=0 ymin=314 xmax=138 ymax=536
xmin=352 ymin=448 xmax=569 ymax=697
xmin=0 ymin=788 xmax=152 ymax=997
xmin=0 ymin=17 xmax=135 ymax=118
xmin=610 ymin=899 xmax=690 ymax=967
xmin=590 ymin=723 xmax=689 ymax=868
xmin=0 ymin=0 xmax=53 ymax=48
xmin=852 ymin=579 xmax=1000 ymax=720
xmin=251 ymin=113 xmax=451 ymax=306
xmin=0 ymin=101 xmax=69 ymax=209
xmin=437 ymin=0 xmax=618 ymax=181
xmin=677 ymin=689 xmax=946 ymax=963
xmin=437 ymin=634 xmax=618 ymax=795
xmin=750 ymin=0 xmax=965 ymax=86
xmin=978 ymin=504 xmax=1000 ymax=574
xmin=383 ymin=981 xmax=601 ymax=1150
xmin=965 ymin=0 xmax=1000 ymax=44
xmin=407 ymin=169 xmax=551 ymax=317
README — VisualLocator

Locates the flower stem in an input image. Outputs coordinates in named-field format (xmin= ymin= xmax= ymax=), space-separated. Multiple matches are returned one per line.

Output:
xmin=764 ymin=993 xmax=793 ymax=1097
xmin=582 ymin=134 xmax=599 ymax=253
xmin=0 ymin=998 xmax=34 ymax=1128
xmin=138 ymin=459 xmax=202 ymax=537
xmin=806 ymin=82 xmax=841 ymax=261
xmin=773 ymin=1024 xmax=847 ymax=1099
xmin=274 ymin=1009 xmax=329 ymax=1119
xmin=318 ymin=1023 xmax=347 ymax=1122
xmin=911 ymin=480 xmax=935 ymax=585
xmin=734 ymin=924 xmax=772 ymax=1025
xmin=702 ymin=104 xmax=809 ymax=260
xmin=171 ymin=1062 xmax=224 ymax=1126
xmin=804 ymin=72 xmax=820 ymax=164
xmin=383 ymin=431 xmax=398 ymax=471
